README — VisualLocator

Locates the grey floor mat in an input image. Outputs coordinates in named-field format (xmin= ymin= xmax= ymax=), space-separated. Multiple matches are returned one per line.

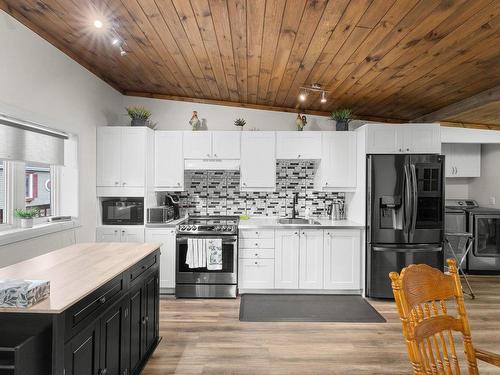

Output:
xmin=239 ymin=294 xmax=386 ymax=322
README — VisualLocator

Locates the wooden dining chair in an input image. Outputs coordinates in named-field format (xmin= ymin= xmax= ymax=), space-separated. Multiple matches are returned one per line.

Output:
xmin=389 ymin=258 xmax=500 ymax=374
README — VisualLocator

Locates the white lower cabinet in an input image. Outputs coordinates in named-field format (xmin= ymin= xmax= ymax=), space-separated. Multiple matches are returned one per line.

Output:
xmin=239 ymin=259 xmax=275 ymax=289
xmin=96 ymin=226 xmax=145 ymax=243
xmin=299 ymin=229 xmax=324 ymax=289
xmin=324 ymin=230 xmax=361 ymax=290
xmin=145 ymin=228 xmax=176 ymax=289
xmin=238 ymin=228 xmax=361 ymax=292
xmin=274 ymin=230 xmax=300 ymax=289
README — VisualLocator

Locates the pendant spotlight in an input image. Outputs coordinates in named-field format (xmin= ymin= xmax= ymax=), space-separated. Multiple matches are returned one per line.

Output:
xmin=298 ymin=83 xmax=329 ymax=105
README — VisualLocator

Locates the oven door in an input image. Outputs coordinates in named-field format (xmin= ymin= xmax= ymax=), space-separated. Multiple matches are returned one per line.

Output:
xmin=176 ymin=235 xmax=238 ymax=284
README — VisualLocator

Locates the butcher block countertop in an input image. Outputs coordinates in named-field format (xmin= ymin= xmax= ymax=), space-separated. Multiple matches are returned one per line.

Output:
xmin=0 ymin=242 xmax=161 ymax=314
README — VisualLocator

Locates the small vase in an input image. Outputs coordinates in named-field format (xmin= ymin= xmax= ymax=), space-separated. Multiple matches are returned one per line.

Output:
xmin=20 ymin=218 xmax=33 ymax=229
xmin=131 ymin=118 xmax=147 ymax=127
xmin=335 ymin=121 xmax=349 ymax=131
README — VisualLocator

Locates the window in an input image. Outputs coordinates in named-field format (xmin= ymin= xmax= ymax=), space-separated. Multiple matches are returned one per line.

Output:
xmin=0 ymin=161 xmax=5 ymax=224
xmin=25 ymin=164 xmax=52 ymax=218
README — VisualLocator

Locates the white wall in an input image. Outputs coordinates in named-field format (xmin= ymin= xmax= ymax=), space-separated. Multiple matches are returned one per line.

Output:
xmin=445 ymin=178 xmax=471 ymax=199
xmin=0 ymin=11 xmax=123 ymax=266
xmin=122 ymin=95 xmax=357 ymax=131
xmin=469 ymin=144 xmax=500 ymax=208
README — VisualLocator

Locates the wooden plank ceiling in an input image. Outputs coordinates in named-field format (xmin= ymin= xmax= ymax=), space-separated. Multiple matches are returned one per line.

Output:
xmin=1 ymin=0 xmax=500 ymax=124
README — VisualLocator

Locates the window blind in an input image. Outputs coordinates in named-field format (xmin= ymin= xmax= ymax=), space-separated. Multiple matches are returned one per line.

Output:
xmin=0 ymin=113 xmax=68 ymax=165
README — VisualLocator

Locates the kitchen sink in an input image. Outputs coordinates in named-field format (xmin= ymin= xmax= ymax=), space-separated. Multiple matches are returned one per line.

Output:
xmin=277 ymin=218 xmax=320 ymax=225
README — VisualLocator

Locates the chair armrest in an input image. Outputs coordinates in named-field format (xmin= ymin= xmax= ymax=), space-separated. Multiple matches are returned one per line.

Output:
xmin=475 ymin=348 xmax=500 ymax=367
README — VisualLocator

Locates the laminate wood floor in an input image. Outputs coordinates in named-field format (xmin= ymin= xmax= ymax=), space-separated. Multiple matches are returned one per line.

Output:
xmin=143 ymin=277 xmax=500 ymax=374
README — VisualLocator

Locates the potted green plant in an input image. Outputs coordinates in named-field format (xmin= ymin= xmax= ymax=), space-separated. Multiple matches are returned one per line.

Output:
xmin=14 ymin=208 xmax=39 ymax=229
xmin=331 ymin=108 xmax=353 ymax=131
xmin=126 ymin=106 xmax=152 ymax=127
xmin=234 ymin=118 xmax=246 ymax=131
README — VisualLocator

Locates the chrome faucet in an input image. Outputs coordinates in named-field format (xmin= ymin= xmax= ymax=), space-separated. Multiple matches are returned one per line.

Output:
xmin=292 ymin=192 xmax=299 ymax=219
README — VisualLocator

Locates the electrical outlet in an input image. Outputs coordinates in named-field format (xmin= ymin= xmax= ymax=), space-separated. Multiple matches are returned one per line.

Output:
xmin=489 ymin=197 xmax=496 ymax=205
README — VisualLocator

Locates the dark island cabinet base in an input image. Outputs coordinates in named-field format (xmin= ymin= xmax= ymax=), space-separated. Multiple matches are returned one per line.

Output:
xmin=0 ymin=249 xmax=160 ymax=375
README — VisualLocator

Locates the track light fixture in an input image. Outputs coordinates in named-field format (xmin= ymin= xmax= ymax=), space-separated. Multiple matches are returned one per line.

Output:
xmin=298 ymin=83 xmax=330 ymax=104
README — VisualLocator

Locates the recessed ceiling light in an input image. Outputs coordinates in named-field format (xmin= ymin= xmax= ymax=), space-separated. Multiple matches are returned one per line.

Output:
xmin=93 ymin=19 xmax=103 ymax=29
xmin=299 ymin=92 xmax=307 ymax=102
xmin=112 ymin=38 xmax=120 ymax=46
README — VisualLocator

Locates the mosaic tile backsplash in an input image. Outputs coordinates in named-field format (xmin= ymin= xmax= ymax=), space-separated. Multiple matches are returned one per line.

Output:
xmin=159 ymin=161 xmax=343 ymax=217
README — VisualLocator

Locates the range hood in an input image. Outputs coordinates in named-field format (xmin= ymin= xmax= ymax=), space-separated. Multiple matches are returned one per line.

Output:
xmin=184 ymin=159 xmax=240 ymax=170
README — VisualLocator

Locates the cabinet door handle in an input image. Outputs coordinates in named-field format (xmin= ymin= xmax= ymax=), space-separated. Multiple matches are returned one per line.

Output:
xmin=177 ymin=182 xmax=181 ymax=186
xmin=294 ymin=232 xmax=298 ymax=235
xmin=399 ymin=148 xmax=402 ymax=152
xmin=214 ymin=154 xmax=218 ymax=157
xmin=207 ymin=153 xmax=210 ymax=157
xmin=325 ymin=182 xmax=328 ymax=186
xmin=122 ymin=182 xmax=126 ymax=186
xmin=406 ymin=148 xmax=410 ymax=152
xmin=98 ymin=369 xmax=107 ymax=375
xmin=255 ymin=242 xmax=258 ymax=247
xmin=99 ymin=296 xmax=106 ymax=304
xmin=254 ymin=261 xmax=258 ymax=265
xmin=114 ymin=181 xmax=119 ymax=185
xmin=114 ymin=230 xmax=118 ymax=233
xmin=255 ymin=253 xmax=258 ymax=257
xmin=298 ymin=154 xmax=301 ymax=158
xmin=145 ymin=316 xmax=149 ymax=322
xmin=142 ymin=317 xmax=147 ymax=325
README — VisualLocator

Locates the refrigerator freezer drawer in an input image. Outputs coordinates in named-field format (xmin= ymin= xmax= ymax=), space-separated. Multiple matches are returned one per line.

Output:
xmin=368 ymin=244 xmax=443 ymax=299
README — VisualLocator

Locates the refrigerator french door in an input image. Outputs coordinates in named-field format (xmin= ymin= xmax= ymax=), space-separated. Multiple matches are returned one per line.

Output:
xmin=367 ymin=154 xmax=444 ymax=298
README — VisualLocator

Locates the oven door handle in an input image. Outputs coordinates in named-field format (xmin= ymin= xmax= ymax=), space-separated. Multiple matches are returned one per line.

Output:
xmin=176 ymin=235 xmax=238 ymax=243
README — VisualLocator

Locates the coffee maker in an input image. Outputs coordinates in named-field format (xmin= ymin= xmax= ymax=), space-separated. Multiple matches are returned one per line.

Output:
xmin=164 ymin=194 xmax=180 ymax=220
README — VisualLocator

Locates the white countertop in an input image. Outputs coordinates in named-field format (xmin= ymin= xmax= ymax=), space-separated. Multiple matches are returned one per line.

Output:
xmin=238 ymin=217 xmax=364 ymax=229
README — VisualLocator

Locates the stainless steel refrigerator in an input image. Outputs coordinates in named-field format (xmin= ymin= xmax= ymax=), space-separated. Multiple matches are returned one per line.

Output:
xmin=366 ymin=154 xmax=445 ymax=298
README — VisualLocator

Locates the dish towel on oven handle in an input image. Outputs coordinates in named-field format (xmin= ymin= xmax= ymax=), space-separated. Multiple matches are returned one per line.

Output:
xmin=186 ymin=238 xmax=208 ymax=269
xmin=206 ymin=238 xmax=223 ymax=270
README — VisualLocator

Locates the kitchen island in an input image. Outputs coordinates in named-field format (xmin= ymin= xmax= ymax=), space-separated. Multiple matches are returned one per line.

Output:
xmin=0 ymin=242 xmax=161 ymax=375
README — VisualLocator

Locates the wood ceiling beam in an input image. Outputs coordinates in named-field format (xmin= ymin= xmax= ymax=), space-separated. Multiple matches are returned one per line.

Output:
xmin=123 ymin=91 xmax=402 ymax=123
xmin=412 ymin=85 xmax=500 ymax=123
xmin=440 ymin=121 xmax=500 ymax=131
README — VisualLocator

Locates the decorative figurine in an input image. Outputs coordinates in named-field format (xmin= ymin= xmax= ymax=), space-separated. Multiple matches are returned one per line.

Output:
xmin=296 ymin=113 xmax=307 ymax=131
xmin=189 ymin=111 xmax=201 ymax=131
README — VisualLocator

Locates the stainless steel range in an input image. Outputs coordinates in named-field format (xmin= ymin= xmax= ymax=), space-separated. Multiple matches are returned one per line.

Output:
xmin=175 ymin=216 xmax=238 ymax=298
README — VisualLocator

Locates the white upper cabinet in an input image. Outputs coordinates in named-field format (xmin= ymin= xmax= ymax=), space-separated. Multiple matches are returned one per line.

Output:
xmin=365 ymin=124 xmax=441 ymax=154
xmin=276 ymin=132 xmax=321 ymax=159
xmin=97 ymin=127 xmax=122 ymax=187
xmin=442 ymin=143 xmax=481 ymax=178
xmin=315 ymin=132 xmax=357 ymax=190
xmin=120 ymin=128 xmax=147 ymax=187
xmin=97 ymin=127 xmax=148 ymax=189
xmin=240 ymin=132 xmax=276 ymax=191
xmin=403 ymin=124 xmax=441 ymax=154
xmin=183 ymin=131 xmax=241 ymax=159
xmin=275 ymin=230 xmax=300 ymax=289
xmin=324 ymin=229 xmax=361 ymax=290
xmin=212 ymin=131 xmax=241 ymax=159
xmin=299 ymin=229 xmax=324 ymax=289
xmin=183 ymin=132 xmax=212 ymax=159
xmin=155 ymin=131 xmax=184 ymax=190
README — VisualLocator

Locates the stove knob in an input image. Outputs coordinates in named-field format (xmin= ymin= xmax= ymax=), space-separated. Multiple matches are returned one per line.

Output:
xmin=222 ymin=226 xmax=227 ymax=231
xmin=216 ymin=226 xmax=222 ymax=231
xmin=180 ymin=226 xmax=186 ymax=231
xmin=190 ymin=226 xmax=196 ymax=231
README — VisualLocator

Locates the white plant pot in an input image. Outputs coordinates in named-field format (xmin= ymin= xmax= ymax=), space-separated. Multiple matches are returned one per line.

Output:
xmin=20 ymin=218 xmax=33 ymax=229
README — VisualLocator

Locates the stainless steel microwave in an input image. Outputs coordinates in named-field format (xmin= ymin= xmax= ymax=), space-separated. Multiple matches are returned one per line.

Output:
xmin=102 ymin=198 xmax=144 ymax=225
